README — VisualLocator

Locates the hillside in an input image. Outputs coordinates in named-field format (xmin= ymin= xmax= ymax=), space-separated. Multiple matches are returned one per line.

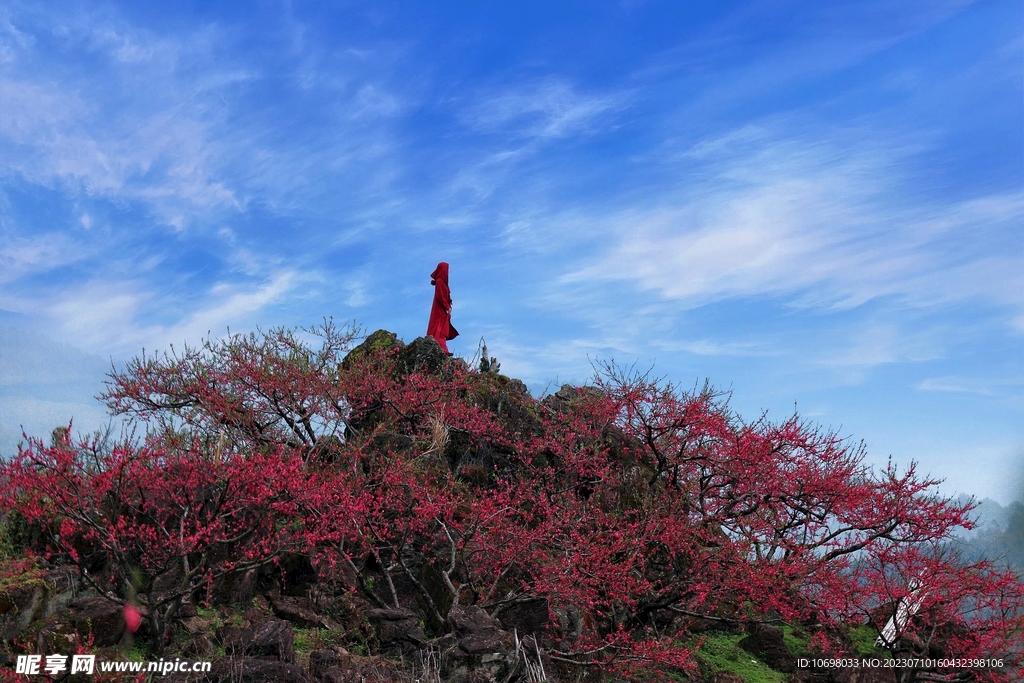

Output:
xmin=1 ymin=324 xmax=1021 ymax=683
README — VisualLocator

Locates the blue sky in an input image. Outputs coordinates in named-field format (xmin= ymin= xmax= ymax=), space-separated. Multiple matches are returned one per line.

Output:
xmin=1 ymin=1 xmax=1021 ymax=503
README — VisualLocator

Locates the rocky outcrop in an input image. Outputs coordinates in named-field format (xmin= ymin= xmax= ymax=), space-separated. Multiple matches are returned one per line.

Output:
xmin=167 ymin=658 xmax=313 ymax=683
xmin=308 ymin=647 xmax=407 ymax=683
xmin=340 ymin=329 xmax=404 ymax=370
xmin=269 ymin=594 xmax=338 ymax=630
xmin=222 ymin=618 xmax=296 ymax=662
xmin=68 ymin=596 xmax=127 ymax=647
xmin=0 ymin=582 xmax=50 ymax=642
xmin=366 ymin=607 xmax=426 ymax=654
xmin=0 ymin=567 xmax=75 ymax=642
xmin=448 ymin=605 xmax=513 ymax=658
xmin=738 ymin=624 xmax=796 ymax=673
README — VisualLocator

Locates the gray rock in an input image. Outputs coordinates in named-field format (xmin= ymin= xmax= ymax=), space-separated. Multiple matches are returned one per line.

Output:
xmin=68 ymin=596 xmax=126 ymax=647
xmin=366 ymin=607 xmax=426 ymax=648
xmin=269 ymin=594 xmax=338 ymax=630
xmin=167 ymin=658 xmax=314 ymax=682
xmin=223 ymin=618 xmax=295 ymax=662
xmin=448 ymin=605 xmax=513 ymax=658
xmin=396 ymin=336 xmax=449 ymax=376
xmin=0 ymin=582 xmax=50 ymax=642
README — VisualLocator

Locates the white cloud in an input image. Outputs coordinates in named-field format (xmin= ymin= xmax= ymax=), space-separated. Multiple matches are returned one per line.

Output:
xmin=0 ymin=232 xmax=93 ymax=284
xmin=0 ymin=26 xmax=248 ymax=228
xmin=31 ymin=271 xmax=299 ymax=356
xmin=917 ymin=376 xmax=1022 ymax=396
xmin=462 ymin=78 xmax=624 ymax=140
xmin=563 ymin=129 xmax=1024 ymax=320
xmin=655 ymin=339 xmax=776 ymax=357
xmin=815 ymin=322 xmax=941 ymax=370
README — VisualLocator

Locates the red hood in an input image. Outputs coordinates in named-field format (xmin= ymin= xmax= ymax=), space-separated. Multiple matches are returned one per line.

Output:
xmin=430 ymin=262 xmax=449 ymax=285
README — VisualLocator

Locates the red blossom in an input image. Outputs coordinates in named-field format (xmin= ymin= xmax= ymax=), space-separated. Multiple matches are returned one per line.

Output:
xmin=2 ymin=323 xmax=1020 ymax=681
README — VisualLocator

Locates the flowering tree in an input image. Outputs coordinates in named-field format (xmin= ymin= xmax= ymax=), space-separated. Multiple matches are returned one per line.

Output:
xmin=1 ymin=431 xmax=317 ymax=651
xmin=578 ymin=366 xmax=1023 ymax=680
xmin=3 ymin=324 xmax=1021 ymax=681
xmin=100 ymin=321 xmax=360 ymax=457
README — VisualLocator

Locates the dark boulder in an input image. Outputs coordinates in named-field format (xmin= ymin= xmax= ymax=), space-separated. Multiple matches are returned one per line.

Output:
xmin=223 ymin=618 xmax=295 ymax=662
xmin=499 ymin=598 xmax=549 ymax=636
xmin=307 ymin=646 xmax=347 ymax=679
xmin=277 ymin=553 xmax=318 ymax=597
xmin=166 ymin=658 xmax=313 ymax=683
xmin=310 ymin=651 xmax=405 ymax=683
xmin=396 ymin=336 xmax=450 ymax=376
xmin=341 ymin=329 xmax=404 ymax=370
xmin=448 ymin=605 xmax=513 ymax=657
xmin=269 ymin=594 xmax=337 ymax=630
xmin=738 ymin=624 xmax=796 ymax=673
xmin=366 ymin=607 xmax=425 ymax=653
xmin=67 ymin=596 xmax=125 ymax=647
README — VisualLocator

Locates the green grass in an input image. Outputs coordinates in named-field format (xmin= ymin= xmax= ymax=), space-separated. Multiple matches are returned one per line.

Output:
xmin=848 ymin=624 xmax=890 ymax=658
xmin=194 ymin=605 xmax=217 ymax=619
xmin=123 ymin=644 xmax=148 ymax=662
xmin=693 ymin=633 xmax=788 ymax=683
xmin=780 ymin=625 xmax=812 ymax=659
xmin=294 ymin=627 xmax=343 ymax=656
xmin=294 ymin=627 xmax=315 ymax=655
xmin=689 ymin=622 xmax=890 ymax=682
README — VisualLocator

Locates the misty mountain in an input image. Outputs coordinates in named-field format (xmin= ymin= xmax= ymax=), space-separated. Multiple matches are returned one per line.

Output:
xmin=952 ymin=497 xmax=1024 ymax=572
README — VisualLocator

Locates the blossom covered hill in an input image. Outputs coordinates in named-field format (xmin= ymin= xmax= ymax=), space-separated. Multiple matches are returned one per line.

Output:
xmin=1 ymin=322 xmax=1021 ymax=683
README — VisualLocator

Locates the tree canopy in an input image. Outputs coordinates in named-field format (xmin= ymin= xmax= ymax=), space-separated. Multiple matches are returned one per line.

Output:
xmin=3 ymin=321 xmax=1021 ymax=682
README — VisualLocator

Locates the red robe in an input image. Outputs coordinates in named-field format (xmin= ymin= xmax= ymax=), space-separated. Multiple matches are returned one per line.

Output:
xmin=427 ymin=262 xmax=458 ymax=353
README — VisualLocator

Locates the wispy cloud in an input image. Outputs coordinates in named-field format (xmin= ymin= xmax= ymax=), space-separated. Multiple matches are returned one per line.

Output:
xmin=917 ymin=376 xmax=1023 ymax=396
xmin=0 ymin=1 xmax=413 ymax=357
xmin=461 ymin=78 xmax=624 ymax=140
xmin=562 ymin=125 xmax=1024 ymax=320
xmin=0 ymin=229 xmax=94 ymax=284
xmin=27 ymin=271 xmax=299 ymax=356
xmin=0 ymin=10 xmax=252 ymax=226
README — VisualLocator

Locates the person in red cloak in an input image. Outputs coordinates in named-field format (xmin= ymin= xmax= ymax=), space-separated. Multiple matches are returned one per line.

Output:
xmin=427 ymin=262 xmax=458 ymax=354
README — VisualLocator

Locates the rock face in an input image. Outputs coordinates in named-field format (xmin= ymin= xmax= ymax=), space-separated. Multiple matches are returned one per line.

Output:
xmin=168 ymin=658 xmax=313 ymax=683
xmin=270 ymin=594 xmax=338 ymax=630
xmin=737 ymin=624 xmax=796 ymax=673
xmin=342 ymin=329 xmax=454 ymax=378
xmin=340 ymin=329 xmax=404 ymax=370
xmin=366 ymin=607 xmax=426 ymax=654
xmin=68 ymin=596 xmax=127 ymax=647
xmin=499 ymin=598 xmax=549 ymax=637
xmin=448 ymin=605 xmax=513 ymax=657
xmin=0 ymin=568 xmax=75 ymax=643
xmin=396 ymin=335 xmax=451 ymax=376
xmin=0 ymin=582 xmax=50 ymax=642
xmin=223 ymin=618 xmax=296 ymax=662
